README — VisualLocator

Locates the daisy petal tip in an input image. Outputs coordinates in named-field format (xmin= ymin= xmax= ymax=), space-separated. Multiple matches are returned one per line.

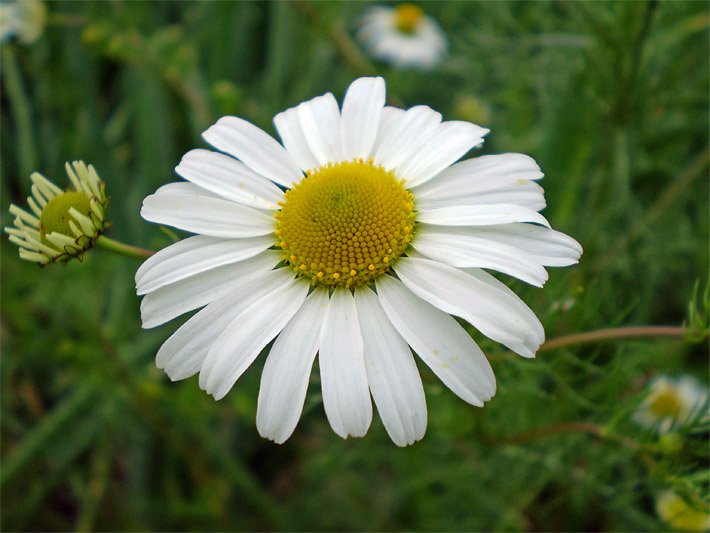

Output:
xmin=164 ymin=370 xmax=183 ymax=383
xmin=391 ymin=436 xmax=414 ymax=448
xmin=520 ymin=345 xmax=540 ymax=359
xmin=140 ymin=319 xmax=159 ymax=330
xmin=395 ymin=429 xmax=426 ymax=447
xmin=209 ymin=386 xmax=230 ymax=401
xmin=353 ymin=75 xmax=385 ymax=87
xmin=256 ymin=420 xmax=289 ymax=444
xmin=331 ymin=422 xmax=370 ymax=440
xmin=478 ymin=381 xmax=497 ymax=403
xmin=175 ymin=149 xmax=196 ymax=167
xmin=200 ymin=128 xmax=214 ymax=145
xmin=468 ymin=397 xmax=485 ymax=408
xmin=260 ymin=431 xmax=287 ymax=445
xmin=536 ymin=271 xmax=550 ymax=288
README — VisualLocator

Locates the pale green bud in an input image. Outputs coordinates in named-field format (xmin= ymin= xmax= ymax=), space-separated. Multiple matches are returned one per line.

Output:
xmin=5 ymin=161 xmax=109 ymax=264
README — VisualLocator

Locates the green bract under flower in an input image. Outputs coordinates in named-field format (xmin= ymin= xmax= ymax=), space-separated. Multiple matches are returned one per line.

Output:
xmin=5 ymin=161 xmax=109 ymax=264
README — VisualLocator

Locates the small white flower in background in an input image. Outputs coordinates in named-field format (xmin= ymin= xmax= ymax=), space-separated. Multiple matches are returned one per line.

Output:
xmin=5 ymin=162 xmax=109 ymax=264
xmin=136 ymin=77 xmax=582 ymax=446
xmin=357 ymin=4 xmax=447 ymax=70
xmin=0 ymin=0 xmax=46 ymax=44
xmin=633 ymin=375 xmax=708 ymax=434
xmin=656 ymin=490 xmax=710 ymax=532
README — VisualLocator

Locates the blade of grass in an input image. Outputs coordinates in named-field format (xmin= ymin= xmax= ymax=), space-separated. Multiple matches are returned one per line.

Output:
xmin=1 ymin=46 xmax=38 ymax=180
xmin=0 ymin=381 xmax=100 ymax=487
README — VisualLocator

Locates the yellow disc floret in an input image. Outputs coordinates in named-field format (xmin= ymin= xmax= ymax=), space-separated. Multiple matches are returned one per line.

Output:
xmin=39 ymin=191 xmax=93 ymax=244
xmin=649 ymin=390 xmax=684 ymax=418
xmin=395 ymin=3 xmax=424 ymax=34
xmin=276 ymin=159 xmax=415 ymax=288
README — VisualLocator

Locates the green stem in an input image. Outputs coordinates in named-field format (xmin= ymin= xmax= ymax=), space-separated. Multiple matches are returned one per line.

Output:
xmin=1 ymin=46 xmax=38 ymax=179
xmin=539 ymin=326 xmax=696 ymax=353
xmin=496 ymin=421 xmax=639 ymax=450
xmin=95 ymin=235 xmax=153 ymax=259
xmin=47 ymin=12 xmax=88 ymax=28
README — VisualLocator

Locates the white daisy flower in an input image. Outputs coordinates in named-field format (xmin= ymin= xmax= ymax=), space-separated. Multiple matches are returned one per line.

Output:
xmin=633 ymin=375 xmax=709 ymax=434
xmin=0 ymin=0 xmax=46 ymax=45
xmin=357 ymin=4 xmax=448 ymax=70
xmin=136 ymin=77 xmax=582 ymax=446
xmin=656 ymin=490 xmax=710 ymax=532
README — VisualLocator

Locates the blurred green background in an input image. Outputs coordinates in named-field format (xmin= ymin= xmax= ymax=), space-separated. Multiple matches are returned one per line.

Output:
xmin=1 ymin=1 xmax=708 ymax=531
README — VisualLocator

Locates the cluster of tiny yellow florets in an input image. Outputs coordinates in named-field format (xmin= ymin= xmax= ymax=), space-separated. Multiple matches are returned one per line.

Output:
xmin=275 ymin=159 xmax=415 ymax=288
xmin=394 ymin=3 xmax=424 ymax=34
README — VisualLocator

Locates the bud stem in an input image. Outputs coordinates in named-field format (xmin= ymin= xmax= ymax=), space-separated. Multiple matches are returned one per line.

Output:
xmin=95 ymin=235 xmax=154 ymax=259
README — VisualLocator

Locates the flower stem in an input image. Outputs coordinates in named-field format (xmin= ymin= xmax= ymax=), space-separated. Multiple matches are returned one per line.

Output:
xmin=95 ymin=235 xmax=154 ymax=259
xmin=47 ymin=12 xmax=88 ymax=27
xmin=539 ymin=326 xmax=696 ymax=353
xmin=496 ymin=421 xmax=639 ymax=450
xmin=1 ymin=46 xmax=38 ymax=178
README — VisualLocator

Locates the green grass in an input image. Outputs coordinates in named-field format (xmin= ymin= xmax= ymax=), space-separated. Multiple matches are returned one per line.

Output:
xmin=1 ymin=1 xmax=708 ymax=531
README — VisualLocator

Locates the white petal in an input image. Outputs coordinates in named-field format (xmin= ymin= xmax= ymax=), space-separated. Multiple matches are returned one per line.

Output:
xmin=373 ymin=105 xmax=441 ymax=171
xmin=416 ymin=181 xmax=546 ymax=212
xmin=297 ymin=93 xmax=343 ymax=165
xmin=375 ymin=275 xmax=495 ymax=405
xmin=141 ymin=189 xmax=274 ymax=238
xmin=154 ymin=265 xmax=291 ymax=381
xmin=273 ymin=107 xmax=320 ymax=172
xmin=152 ymin=181 xmax=221 ymax=198
xmin=412 ymin=226 xmax=548 ymax=287
xmin=354 ymin=287 xmax=427 ymax=446
xmin=175 ymin=149 xmax=284 ymax=210
xmin=136 ymin=235 xmax=273 ymax=295
xmin=395 ymin=257 xmax=544 ymax=357
xmin=199 ymin=276 xmax=309 ymax=400
xmin=397 ymin=121 xmax=489 ymax=188
xmin=319 ymin=288 xmax=372 ymax=438
xmin=340 ymin=77 xmax=386 ymax=160
xmin=413 ymin=153 xmax=544 ymax=201
xmin=257 ymin=288 xmax=329 ymax=443
xmin=373 ymin=106 xmax=405 ymax=156
xmin=140 ymin=250 xmax=281 ymax=329
xmin=450 ymin=224 xmax=582 ymax=267
xmin=416 ymin=203 xmax=550 ymax=228
xmin=202 ymin=116 xmax=303 ymax=187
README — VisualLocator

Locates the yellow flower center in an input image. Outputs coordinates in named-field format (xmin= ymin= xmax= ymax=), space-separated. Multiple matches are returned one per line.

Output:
xmin=657 ymin=492 xmax=710 ymax=532
xmin=650 ymin=390 xmax=684 ymax=418
xmin=39 ymin=190 xmax=93 ymax=242
xmin=394 ymin=3 xmax=424 ymax=34
xmin=275 ymin=159 xmax=415 ymax=288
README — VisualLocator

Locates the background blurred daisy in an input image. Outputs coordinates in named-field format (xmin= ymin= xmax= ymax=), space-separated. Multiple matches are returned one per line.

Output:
xmin=656 ymin=490 xmax=710 ymax=532
xmin=633 ymin=375 xmax=708 ymax=433
xmin=0 ymin=0 xmax=46 ymax=44
xmin=357 ymin=3 xmax=447 ymax=69
xmin=136 ymin=76 xmax=581 ymax=446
